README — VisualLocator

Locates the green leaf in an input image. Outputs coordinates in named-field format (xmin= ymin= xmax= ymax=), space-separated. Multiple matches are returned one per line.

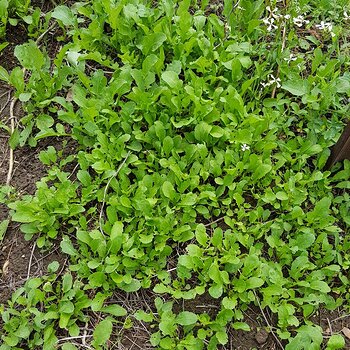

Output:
xmin=208 ymin=283 xmax=223 ymax=298
xmin=309 ymin=280 xmax=331 ymax=293
xmin=216 ymin=330 xmax=228 ymax=345
xmin=89 ymin=272 xmax=106 ymax=287
xmin=59 ymin=301 xmax=74 ymax=314
xmin=253 ymin=163 xmax=272 ymax=181
xmin=232 ymin=322 xmax=250 ymax=331
xmin=276 ymin=191 xmax=288 ymax=201
xmin=326 ymin=334 xmax=345 ymax=350
xmin=281 ymin=79 xmax=309 ymax=96
xmin=9 ymin=128 xmax=20 ymax=149
xmin=47 ymin=261 xmax=59 ymax=273
xmin=294 ymin=230 xmax=315 ymax=250
xmin=110 ymin=221 xmax=124 ymax=241
xmin=194 ymin=122 xmax=212 ymax=142
xmin=195 ymin=224 xmax=207 ymax=246
xmin=14 ymin=323 xmax=30 ymax=339
xmin=102 ymin=304 xmax=127 ymax=317
xmin=140 ymin=32 xmax=166 ymax=55
xmin=135 ymin=310 xmax=154 ymax=322
xmin=246 ymin=277 xmax=264 ymax=289
xmin=51 ymin=5 xmax=76 ymax=26
xmin=176 ymin=311 xmax=198 ymax=326
xmin=236 ymin=129 xmax=252 ymax=143
xmin=93 ymin=319 xmax=113 ymax=346
xmin=14 ymin=41 xmax=45 ymax=70
xmin=60 ymin=236 xmax=78 ymax=256
xmin=162 ymin=181 xmax=176 ymax=200
xmin=0 ymin=65 xmax=9 ymax=82
xmin=118 ymin=279 xmax=141 ymax=292
xmin=0 ymin=219 xmax=9 ymax=241
xmin=161 ymin=71 xmax=183 ymax=89
xmin=286 ymin=325 xmax=323 ymax=350
xmin=62 ymin=273 xmax=73 ymax=293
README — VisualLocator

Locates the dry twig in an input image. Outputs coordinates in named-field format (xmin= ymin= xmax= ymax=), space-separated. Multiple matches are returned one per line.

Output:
xmin=6 ymin=97 xmax=17 ymax=185
xmin=253 ymin=290 xmax=284 ymax=350
xmin=26 ymin=242 xmax=36 ymax=280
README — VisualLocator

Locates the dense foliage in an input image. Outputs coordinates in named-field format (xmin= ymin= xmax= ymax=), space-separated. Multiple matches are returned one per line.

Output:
xmin=1 ymin=0 xmax=350 ymax=349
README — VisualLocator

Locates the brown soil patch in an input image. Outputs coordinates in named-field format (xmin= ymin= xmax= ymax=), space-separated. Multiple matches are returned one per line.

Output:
xmin=311 ymin=308 xmax=350 ymax=348
xmin=0 ymin=80 xmax=68 ymax=303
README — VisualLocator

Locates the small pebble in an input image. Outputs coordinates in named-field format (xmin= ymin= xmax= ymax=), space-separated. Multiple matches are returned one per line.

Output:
xmin=255 ymin=328 xmax=269 ymax=345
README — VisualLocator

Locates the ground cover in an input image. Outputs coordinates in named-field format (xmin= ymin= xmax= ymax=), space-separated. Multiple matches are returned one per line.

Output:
xmin=1 ymin=0 xmax=350 ymax=349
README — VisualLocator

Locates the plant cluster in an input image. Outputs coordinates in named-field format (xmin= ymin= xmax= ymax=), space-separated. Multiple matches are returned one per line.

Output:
xmin=1 ymin=0 xmax=350 ymax=349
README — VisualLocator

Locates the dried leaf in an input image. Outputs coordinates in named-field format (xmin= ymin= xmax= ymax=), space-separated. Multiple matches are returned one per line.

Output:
xmin=341 ymin=327 xmax=350 ymax=339
xmin=2 ymin=260 xmax=9 ymax=276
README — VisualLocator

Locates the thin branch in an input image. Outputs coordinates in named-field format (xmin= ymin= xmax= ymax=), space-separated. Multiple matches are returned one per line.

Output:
xmin=57 ymin=335 xmax=93 ymax=343
xmin=331 ymin=314 xmax=350 ymax=323
xmin=253 ymin=290 xmax=284 ymax=350
xmin=204 ymin=216 xmax=224 ymax=227
xmin=35 ymin=22 xmax=57 ymax=45
xmin=26 ymin=242 xmax=36 ymax=280
xmin=0 ymin=90 xmax=11 ymax=117
xmin=6 ymin=97 xmax=17 ymax=185
xmin=327 ymin=318 xmax=333 ymax=335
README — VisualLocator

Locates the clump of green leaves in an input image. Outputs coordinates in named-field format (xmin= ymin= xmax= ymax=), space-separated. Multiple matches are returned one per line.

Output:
xmin=0 ymin=0 xmax=31 ymax=40
xmin=1 ymin=0 xmax=350 ymax=349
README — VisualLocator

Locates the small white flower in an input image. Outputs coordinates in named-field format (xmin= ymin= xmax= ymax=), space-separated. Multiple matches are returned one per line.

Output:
xmin=315 ymin=21 xmax=335 ymax=37
xmin=241 ymin=144 xmax=250 ymax=151
xmin=263 ymin=17 xmax=278 ymax=31
xmin=293 ymin=15 xmax=309 ymax=27
xmin=284 ymin=14 xmax=291 ymax=20
xmin=315 ymin=21 xmax=332 ymax=31
xmin=344 ymin=11 xmax=350 ymax=20
xmin=284 ymin=53 xmax=297 ymax=63
xmin=261 ymin=74 xmax=281 ymax=88
xmin=268 ymin=74 xmax=281 ymax=87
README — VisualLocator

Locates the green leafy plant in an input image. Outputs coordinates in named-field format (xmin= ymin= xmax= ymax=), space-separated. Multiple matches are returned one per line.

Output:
xmin=1 ymin=0 xmax=350 ymax=349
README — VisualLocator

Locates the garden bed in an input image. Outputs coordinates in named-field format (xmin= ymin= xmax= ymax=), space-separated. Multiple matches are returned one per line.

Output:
xmin=1 ymin=1 xmax=350 ymax=349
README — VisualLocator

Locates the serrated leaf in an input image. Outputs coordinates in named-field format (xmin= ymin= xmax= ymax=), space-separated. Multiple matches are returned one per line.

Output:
xmin=51 ymin=5 xmax=76 ymax=26
xmin=60 ymin=236 xmax=78 ymax=256
xmin=14 ymin=41 xmax=45 ymax=70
